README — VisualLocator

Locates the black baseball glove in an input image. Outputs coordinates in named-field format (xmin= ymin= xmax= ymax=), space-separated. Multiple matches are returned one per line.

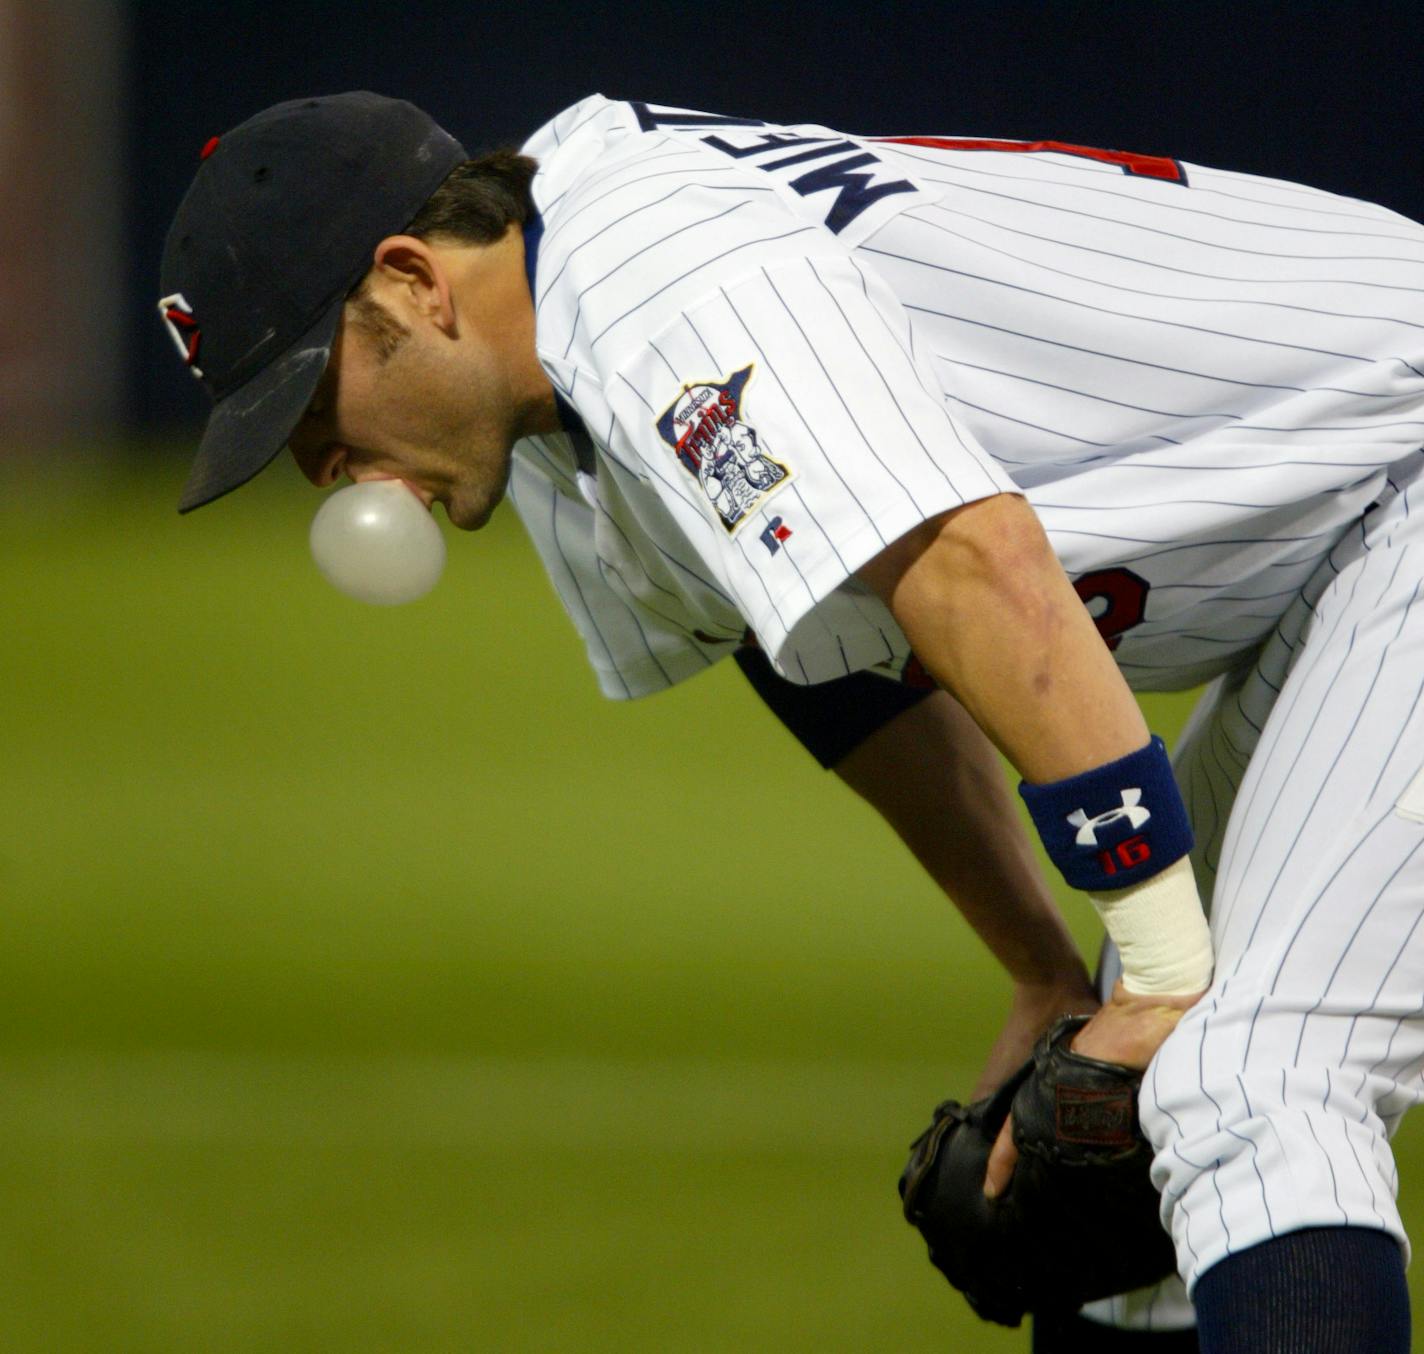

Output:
xmin=898 ymin=1015 xmax=1177 ymax=1327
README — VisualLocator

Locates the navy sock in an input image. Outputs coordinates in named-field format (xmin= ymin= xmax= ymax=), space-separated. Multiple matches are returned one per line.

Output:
xmin=1033 ymin=1309 xmax=1199 ymax=1351
xmin=1193 ymin=1226 xmax=1409 ymax=1354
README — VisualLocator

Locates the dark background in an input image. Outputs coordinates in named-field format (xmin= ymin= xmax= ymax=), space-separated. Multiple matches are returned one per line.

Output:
xmin=131 ymin=0 xmax=1424 ymax=431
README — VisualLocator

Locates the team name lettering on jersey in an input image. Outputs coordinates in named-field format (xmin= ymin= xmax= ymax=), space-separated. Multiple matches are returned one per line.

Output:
xmin=655 ymin=364 xmax=792 ymax=533
xmin=630 ymin=101 xmax=920 ymax=236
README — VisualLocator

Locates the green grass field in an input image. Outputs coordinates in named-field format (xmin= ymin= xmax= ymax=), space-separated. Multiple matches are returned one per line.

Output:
xmin=5 ymin=448 xmax=1423 ymax=1351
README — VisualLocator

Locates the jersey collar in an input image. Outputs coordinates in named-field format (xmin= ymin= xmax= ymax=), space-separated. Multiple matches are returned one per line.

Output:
xmin=523 ymin=209 xmax=597 ymax=476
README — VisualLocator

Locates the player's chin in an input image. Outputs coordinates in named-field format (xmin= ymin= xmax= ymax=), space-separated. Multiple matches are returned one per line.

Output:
xmin=446 ymin=458 xmax=514 ymax=531
xmin=444 ymin=488 xmax=501 ymax=531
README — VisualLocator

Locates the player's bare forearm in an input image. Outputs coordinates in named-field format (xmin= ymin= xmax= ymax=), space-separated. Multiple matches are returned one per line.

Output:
xmin=858 ymin=493 xmax=1207 ymax=1074
xmin=834 ymin=690 xmax=1097 ymax=1092
xmin=858 ymin=493 xmax=1150 ymax=782
xmin=835 ymin=690 xmax=1085 ymax=985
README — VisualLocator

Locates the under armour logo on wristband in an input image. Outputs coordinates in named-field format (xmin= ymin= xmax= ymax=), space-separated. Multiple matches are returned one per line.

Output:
xmin=1020 ymin=738 xmax=1191 ymax=892
xmin=1067 ymin=790 xmax=1151 ymax=846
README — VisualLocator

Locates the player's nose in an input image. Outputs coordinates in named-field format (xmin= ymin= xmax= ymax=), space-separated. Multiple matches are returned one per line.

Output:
xmin=292 ymin=442 xmax=349 ymax=488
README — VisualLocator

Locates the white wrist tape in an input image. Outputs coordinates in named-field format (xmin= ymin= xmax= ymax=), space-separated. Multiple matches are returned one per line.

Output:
xmin=1088 ymin=855 xmax=1213 ymax=995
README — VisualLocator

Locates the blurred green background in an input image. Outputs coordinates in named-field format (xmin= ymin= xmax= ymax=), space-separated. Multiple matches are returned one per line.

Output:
xmin=5 ymin=451 xmax=1424 ymax=1352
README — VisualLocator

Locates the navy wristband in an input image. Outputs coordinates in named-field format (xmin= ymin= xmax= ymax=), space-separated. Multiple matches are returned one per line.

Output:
xmin=1018 ymin=736 xmax=1193 ymax=892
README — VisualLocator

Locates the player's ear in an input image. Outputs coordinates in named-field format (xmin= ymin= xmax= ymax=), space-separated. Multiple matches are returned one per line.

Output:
xmin=369 ymin=235 xmax=456 ymax=333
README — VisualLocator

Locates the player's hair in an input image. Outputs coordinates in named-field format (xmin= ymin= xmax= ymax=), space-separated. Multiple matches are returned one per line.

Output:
xmin=346 ymin=150 xmax=538 ymax=360
xmin=404 ymin=150 xmax=538 ymax=244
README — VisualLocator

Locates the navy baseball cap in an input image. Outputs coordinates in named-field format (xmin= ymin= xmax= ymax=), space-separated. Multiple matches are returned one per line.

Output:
xmin=158 ymin=92 xmax=467 ymax=512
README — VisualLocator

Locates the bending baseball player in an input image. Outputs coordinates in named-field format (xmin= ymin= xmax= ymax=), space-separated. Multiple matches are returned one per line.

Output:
xmin=157 ymin=93 xmax=1424 ymax=1353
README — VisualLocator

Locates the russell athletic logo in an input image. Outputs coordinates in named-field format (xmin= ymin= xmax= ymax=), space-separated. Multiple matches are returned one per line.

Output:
xmin=1067 ymin=789 xmax=1151 ymax=846
xmin=158 ymin=292 xmax=203 ymax=379
xmin=656 ymin=364 xmax=791 ymax=533
xmin=759 ymin=515 xmax=793 ymax=555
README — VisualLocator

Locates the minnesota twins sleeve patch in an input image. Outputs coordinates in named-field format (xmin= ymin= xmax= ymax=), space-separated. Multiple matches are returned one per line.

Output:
xmin=655 ymin=364 xmax=792 ymax=533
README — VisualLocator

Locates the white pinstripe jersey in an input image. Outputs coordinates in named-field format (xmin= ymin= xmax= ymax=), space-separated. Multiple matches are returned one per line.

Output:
xmin=507 ymin=95 xmax=1424 ymax=698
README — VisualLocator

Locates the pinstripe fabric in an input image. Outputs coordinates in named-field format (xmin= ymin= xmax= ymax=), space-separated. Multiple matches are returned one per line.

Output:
xmin=507 ymin=95 xmax=1424 ymax=1324
xmin=510 ymin=97 xmax=1424 ymax=698
xmin=1135 ymin=458 xmax=1424 ymax=1293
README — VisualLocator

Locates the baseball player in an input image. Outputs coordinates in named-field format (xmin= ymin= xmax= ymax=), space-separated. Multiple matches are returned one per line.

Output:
xmin=158 ymin=92 xmax=1424 ymax=1352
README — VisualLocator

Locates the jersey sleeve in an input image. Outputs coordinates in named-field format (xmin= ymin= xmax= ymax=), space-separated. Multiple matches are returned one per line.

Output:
xmin=603 ymin=252 xmax=1018 ymax=682
xmin=505 ymin=436 xmax=734 ymax=699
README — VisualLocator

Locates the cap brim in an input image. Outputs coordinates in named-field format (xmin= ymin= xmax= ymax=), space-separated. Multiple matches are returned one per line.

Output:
xmin=178 ymin=301 xmax=345 ymax=513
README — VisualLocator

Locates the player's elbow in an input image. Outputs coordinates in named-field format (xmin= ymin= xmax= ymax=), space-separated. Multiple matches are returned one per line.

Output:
xmin=859 ymin=492 xmax=1056 ymax=615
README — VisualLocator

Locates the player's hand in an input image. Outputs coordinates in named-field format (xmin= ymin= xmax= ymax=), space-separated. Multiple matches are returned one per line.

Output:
xmin=970 ymin=971 xmax=1099 ymax=1101
xmin=1069 ymin=979 xmax=1205 ymax=1068
xmin=983 ymin=980 xmax=1203 ymax=1199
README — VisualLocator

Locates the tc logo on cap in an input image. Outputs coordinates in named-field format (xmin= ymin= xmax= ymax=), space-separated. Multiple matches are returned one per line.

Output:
xmin=157 ymin=292 xmax=203 ymax=379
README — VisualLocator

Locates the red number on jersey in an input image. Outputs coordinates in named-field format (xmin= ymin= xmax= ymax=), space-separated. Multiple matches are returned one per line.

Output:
xmin=1074 ymin=568 xmax=1151 ymax=651
xmin=875 ymin=136 xmax=1187 ymax=185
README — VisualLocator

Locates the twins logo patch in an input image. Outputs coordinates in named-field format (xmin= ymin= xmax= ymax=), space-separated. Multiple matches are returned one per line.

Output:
xmin=655 ymin=364 xmax=791 ymax=533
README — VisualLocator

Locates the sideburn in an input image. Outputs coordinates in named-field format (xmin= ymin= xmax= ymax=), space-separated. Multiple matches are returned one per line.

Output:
xmin=348 ymin=290 xmax=411 ymax=363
